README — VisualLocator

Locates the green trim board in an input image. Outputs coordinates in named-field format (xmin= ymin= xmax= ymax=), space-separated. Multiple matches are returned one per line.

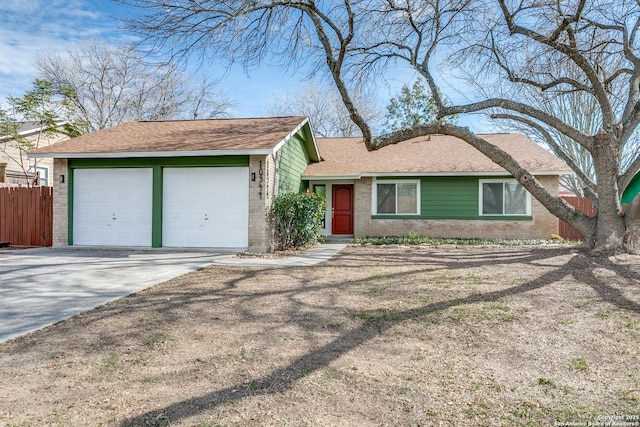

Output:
xmin=152 ymin=166 xmax=163 ymax=247
xmin=68 ymin=156 xmax=249 ymax=168
xmin=372 ymin=214 xmax=533 ymax=220
xmin=68 ymin=157 xmax=250 ymax=247
xmin=67 ymin=163 xmax=73 ymax=245
xmin=372 ymin=176 xmax=534 ymax=221
xmin=299 ymin=122 xmax=320 ymax=162
xmin=622 ymin=171 xmax=640 ymax=205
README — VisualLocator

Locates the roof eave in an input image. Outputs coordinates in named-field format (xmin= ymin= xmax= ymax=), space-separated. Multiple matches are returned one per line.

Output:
xmin=29 ymin=148 xmax=275 ymax=159
xmin=360 ymin=170 xmax=573 ymax=177
xmin=303 ymin=170 xmax=573 ymax=179
xmin=271 ymin=117 xmax=321 ymax=162
xmin=302 ymin=174 xmax=362 ymax=180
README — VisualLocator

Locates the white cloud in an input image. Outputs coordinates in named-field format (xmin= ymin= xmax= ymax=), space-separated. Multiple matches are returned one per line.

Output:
xmin=0 ymin=0 xmax=312 ymax=118
xmin=0 ymin=0 xmax=132 ymax=99
xmin=0 ymin=0 xmax=41 ymax=13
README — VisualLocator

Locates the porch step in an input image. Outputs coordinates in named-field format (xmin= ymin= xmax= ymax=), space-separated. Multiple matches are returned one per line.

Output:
xmin=324 ymin=235 xmax=354 ymax=243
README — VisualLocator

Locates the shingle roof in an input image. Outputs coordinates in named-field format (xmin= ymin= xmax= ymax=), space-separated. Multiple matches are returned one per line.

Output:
xmin=303 ymin=133 xmax=572 ymax=177
xmin=1 ymin=122 xmax=65 ymax=140
xmin=31 ymin=116 xmax=310 ymax=157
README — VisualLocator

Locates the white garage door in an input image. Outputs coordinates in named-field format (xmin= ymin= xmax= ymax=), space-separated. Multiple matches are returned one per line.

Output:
xmin=162 ymin=167 xmax=249 ymax=248
xmin=73 ymin=168 xmax=153 ymax=246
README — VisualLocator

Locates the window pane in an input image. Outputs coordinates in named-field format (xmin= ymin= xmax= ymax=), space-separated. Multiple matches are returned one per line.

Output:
xmin=505 ymin=183 xmax=527 ymax=214
xmin=397 ymin=183 xmax=417 ymax=214
xmin=36 ymin=166 xmax=49 ymax=186
xmin=482 ymin=183 xmax=503 ymax=215
xmin=313 ymin=184 xmax=326 ymax=198
xmin=377 ymin=183 xmax=396 ymax=213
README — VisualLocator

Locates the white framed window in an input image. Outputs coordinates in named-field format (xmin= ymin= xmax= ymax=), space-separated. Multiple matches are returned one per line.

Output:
xmin=36 ymin=166 xmax=49 ymax=186
xmin=479 ymin=179 xmax=530 ymax=216
xmin=372 ymin=179 xmax=420 ymax=215
xmin=28 ymin=165 xmax=50 ymax=186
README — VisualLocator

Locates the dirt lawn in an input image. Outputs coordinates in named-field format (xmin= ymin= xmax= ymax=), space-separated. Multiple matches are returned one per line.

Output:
xmin=1 ymin=245 xmax=639 ymax=427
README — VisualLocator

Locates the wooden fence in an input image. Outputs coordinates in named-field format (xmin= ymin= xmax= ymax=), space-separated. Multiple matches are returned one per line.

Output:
xmin=0 ymin=186 xmax=53 ymax=247
xmin=559 ymin=196 xmax=596 ymax=241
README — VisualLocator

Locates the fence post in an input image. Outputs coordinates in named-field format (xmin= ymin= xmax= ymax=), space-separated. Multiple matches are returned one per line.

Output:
xmin=0 ymin=162 xmax=6 ymax=183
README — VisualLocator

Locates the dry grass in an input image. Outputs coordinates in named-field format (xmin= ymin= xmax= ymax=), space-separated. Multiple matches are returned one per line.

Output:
xmin=1 ymin=245 xmax=639 ymax=426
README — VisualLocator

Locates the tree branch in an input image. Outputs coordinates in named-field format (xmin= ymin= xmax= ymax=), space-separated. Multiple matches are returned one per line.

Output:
xmin=496 ymin=0 xmax=616 ymax=126
xmin=302 ymin=1 xmax=372 ymax=141
xmin=491 ymin=113 xmax=597 ymax=196
xmin=441 ymin=98 xmax=593 ymax=149
xmin=366 ymin=122 xmax=594 ymax=236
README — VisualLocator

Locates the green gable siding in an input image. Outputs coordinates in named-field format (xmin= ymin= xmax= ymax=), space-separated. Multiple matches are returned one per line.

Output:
xmin=277 ymin=133 xmax=311 ymax=193
xmin=373 ymin=176 xmax=532 ymax=221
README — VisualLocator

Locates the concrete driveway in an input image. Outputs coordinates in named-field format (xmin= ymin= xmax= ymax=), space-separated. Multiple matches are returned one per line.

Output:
xmin=0 ymin=248 xmax=232 ymax=343
xmin=0 ymin=244 xmax=347 ymax=344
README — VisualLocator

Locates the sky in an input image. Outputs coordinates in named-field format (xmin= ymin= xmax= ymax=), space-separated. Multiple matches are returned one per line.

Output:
xmin=0 ymin=0 xmax=487 ymax=131
xmin=0 ymin=0 xmax=307 ymax=117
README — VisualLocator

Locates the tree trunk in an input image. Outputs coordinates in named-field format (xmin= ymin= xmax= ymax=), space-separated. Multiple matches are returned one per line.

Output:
xmin=591 ymin=131 xmax=627 ymax=252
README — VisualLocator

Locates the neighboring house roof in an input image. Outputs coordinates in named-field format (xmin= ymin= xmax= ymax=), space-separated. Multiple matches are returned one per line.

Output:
xmin=303 ymin=133 xmax=573 ymax=179
xmin=1 ymin=121 xmax=66 ymax=141
xmin=30 ymin=116 xmax=319 ymax=161
xmin=16 ymin=122 xmax=47 ymax=135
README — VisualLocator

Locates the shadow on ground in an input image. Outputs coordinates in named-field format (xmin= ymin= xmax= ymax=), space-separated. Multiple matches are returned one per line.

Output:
xmin=108 ymin=245 xmax=639 ymax=426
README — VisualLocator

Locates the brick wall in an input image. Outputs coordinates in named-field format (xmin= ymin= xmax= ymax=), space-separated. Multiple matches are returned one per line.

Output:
xmin=52 ymin=158 xmax=68 ymax=246
xmin=354 ymin=176 xmax=560 ymax=240
xmin=248 ymin=154 xmax=278 ymax=252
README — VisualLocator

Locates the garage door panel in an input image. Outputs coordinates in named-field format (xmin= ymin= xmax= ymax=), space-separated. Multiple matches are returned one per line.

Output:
xmin=162 ymin=167 xmax=249 ymax=248
xmin=73 ymin=168 xmax=153 ymax=246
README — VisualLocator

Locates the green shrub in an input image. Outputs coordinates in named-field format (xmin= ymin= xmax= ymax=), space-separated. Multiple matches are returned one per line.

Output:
xmin=353 ymin=234 xmax=578 ymax=246
xmin=269 ymin=191 xmax=326 ymax=250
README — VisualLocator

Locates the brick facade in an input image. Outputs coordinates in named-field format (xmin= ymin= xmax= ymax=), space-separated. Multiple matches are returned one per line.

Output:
xmin=353 ymin=176 xmax=560 ymax=240
xmin=52 ymin=158 xmax=68 ymax=246
xmin=248 ymin=154 xmax=278 ymax=252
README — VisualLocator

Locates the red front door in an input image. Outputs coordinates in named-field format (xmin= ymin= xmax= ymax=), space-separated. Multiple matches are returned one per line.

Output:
xmin=332 ymin=184 xmax=354 ymax=234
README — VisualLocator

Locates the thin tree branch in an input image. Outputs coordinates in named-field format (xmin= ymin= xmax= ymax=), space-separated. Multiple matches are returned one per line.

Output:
xmin=441 ymin=98 xmax=593 ymax=149
xmin=496 ymin=0 xmax=616 ymax=126
xmin=491 ymin=113 xmax=597 ymax=193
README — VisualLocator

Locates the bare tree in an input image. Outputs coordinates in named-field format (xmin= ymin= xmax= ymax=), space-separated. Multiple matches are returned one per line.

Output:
xmin=37 ymin=42 xmax=233 ymax=132
xmin=268 ymin=81 xmax=381 ymax=137
xmin=120 ymin=0 xmax=640 ymax=253
xmin=498 ymin=60 xmax=639 ymax=204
